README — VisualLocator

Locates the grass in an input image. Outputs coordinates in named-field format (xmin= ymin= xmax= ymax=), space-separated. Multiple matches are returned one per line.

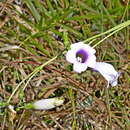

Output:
xmin=0 ymin=0 xmax=130 ymax=129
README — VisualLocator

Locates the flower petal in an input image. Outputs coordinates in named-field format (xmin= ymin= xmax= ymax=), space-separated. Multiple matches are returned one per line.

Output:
xmin=93 ymin=62 xmax=119 ymax=86
xmin=83 ymin=44 xmax=96 ymax=54
xmin=86 ymin=54 xmax=96 ymax=68
xmin=66 ymin=50 xmax=77 ymax=63
xmin=73 ymin=62 xmax=88 ymax=73
xmin=71 ymin=42 xmax=96 ymax=54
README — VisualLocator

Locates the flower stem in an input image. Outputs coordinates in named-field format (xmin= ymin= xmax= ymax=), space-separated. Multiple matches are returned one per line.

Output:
xmin=83 ymin=20 xmax=130 ymax=45
xmin=105 ymin=84 xmax=112 ymax=129
xmin=7 ymin=56 xmax=57 ymax=104
xmin=93 ymin=25 xmax=126 ymax=48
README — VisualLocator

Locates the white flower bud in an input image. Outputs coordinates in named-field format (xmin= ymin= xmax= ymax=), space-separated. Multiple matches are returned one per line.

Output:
xmin=33 ymin=97 xmax=64 ymax=110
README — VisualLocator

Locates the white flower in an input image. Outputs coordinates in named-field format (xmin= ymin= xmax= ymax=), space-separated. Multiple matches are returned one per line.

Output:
xmin=66 ymin=42 xmax=96 ymax=73
xmin=93 ymin=62 xmax=120 ymax=86
xmin=33 ymin=97 xmax=64 ymax=110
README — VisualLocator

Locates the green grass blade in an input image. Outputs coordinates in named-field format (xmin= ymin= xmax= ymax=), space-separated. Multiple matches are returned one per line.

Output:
xmin=23 ymin=0 xmax=40 ymax=22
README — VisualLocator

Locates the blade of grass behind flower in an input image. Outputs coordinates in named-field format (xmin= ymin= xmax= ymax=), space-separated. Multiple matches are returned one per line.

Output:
xmin=23 ymin=0 xmax=40 ymax=22
xmin=30 ymin=40 xmax=50 ymax=57
xmin=102 ymin=5 xmax=116 ymax=26
xmin=62 ymin=25 xmax=83 ymax=38
xmin=46 ymin=0 xmax=54 ymax=12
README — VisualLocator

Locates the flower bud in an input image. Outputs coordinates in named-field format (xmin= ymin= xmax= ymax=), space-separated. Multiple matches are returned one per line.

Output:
xmin=33 ymin=97 xmax=64 ymax=110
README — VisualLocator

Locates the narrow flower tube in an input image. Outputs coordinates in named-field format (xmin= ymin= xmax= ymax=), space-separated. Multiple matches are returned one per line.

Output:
xmin=66 ymin=42 xmax=96 ymax=73
xmin=93 ymin=62 xmax=120 ymax=86
xmin=32 ymin=97 xmax=64 ymax=110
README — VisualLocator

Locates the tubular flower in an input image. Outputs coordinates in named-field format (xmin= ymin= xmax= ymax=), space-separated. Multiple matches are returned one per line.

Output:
xmin=93 ymin=62 xmax=120 ymax=86
xmin=66 ymin=42 xmax=96 ymax=73
xmin=33 ymin=97 xmax=64 ymax=110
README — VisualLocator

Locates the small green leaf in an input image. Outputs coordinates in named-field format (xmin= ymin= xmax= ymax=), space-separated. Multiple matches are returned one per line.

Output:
xmin=63 ymin=31 xmax=69 ymax=48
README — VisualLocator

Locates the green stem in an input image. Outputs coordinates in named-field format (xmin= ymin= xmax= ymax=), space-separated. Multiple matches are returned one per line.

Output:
xmin=83 ymin=20 xmax=130 ymax=44
xmin=93 ymin=25 xmax=125 ymax=48
xmin=7 ymin=56 xmax=57 ymax=104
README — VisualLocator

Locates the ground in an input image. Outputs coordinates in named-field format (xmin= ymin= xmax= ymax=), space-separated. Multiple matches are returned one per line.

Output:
xmin=0 ymin=0 xmax=130 ymax=129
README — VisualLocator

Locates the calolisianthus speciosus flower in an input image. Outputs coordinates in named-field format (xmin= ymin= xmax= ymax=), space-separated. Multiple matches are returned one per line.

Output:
xmin=66 ymin=42 xmax=96 ymax=73
xmin=93 ymin=62 xmax=120 ymax=87
xmin=33 ymin=97 xmax=64 ymax=110
xmin=66 ymin=42 xmax=120 ymax=86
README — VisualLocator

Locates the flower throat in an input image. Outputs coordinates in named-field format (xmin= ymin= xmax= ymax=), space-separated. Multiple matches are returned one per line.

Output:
xmin=76 ymin=49 xmax=88 ymax=63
